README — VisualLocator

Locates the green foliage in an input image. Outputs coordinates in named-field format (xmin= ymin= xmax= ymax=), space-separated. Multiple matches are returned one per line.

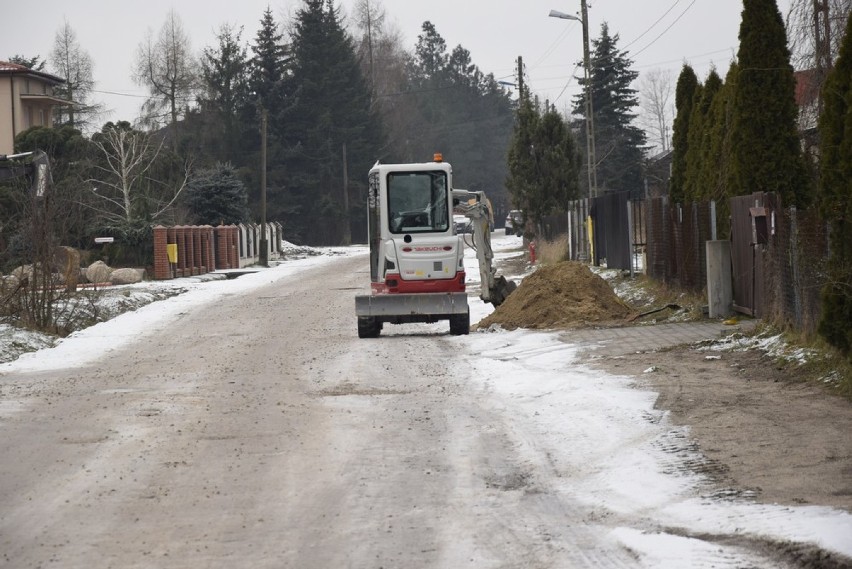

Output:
xmin=684 ymin=70 xmax=722 ymax=201
xmin=507 ymin=95 xmax=581 ymax=230
xmin=701 ymin=63 xmax=739 ymax=238
xmin=249 ymin=7 xmax=290 ymax=112
xmin=185 ymin=162 xmax=248 ymax=225
xmin=375 ymin=22 xmax=514 ymax=219
xmin=670 ymin=64 xmax=699 ymax=203
xmin=573 ymin=23 xmax=646 ymax=196
xmin=7 ymin=54 xmax=46 ymax=70
xmin=198 ymin=24 xmax=252 ymax=163
xmin=273 ymin=0 xmax=382 ymax=245
xmin=730 ymin=0 xmax=809 ymax=208
xmin=817 ymin=10 xmax=852 ymax=357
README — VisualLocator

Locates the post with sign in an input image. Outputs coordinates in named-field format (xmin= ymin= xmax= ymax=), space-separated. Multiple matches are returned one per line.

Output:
xmin=166 ymin=243 xmax=178 ymax=279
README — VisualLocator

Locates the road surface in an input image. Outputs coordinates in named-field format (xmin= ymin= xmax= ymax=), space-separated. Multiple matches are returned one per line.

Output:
xmin=0 ymin=250 xmax=849 ymax=568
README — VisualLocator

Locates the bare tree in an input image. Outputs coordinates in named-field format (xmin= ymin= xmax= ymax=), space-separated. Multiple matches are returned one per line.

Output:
xmin=85 ymin=124 xmax=189 ymax=226
xmin=133 ymin=10 xmax=199 ymax=141
xmin=786 ymin=0 xmax=851 ymax=69
xmin=352 ymin=0 xmax=388 ymax=93
xmin=50 ymin=19 xmax=101 ymax=130
xmin=638 ymin=68 xmax=675 ymax=155
xmin=350 ymin=0 xmax=414 ymax=156
xmin=786 ymin=0 xmax=851 ymax=127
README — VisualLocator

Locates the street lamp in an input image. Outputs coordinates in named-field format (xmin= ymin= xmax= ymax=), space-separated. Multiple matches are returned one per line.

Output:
xmin=550 ymin=4 xmax=597 ymax=199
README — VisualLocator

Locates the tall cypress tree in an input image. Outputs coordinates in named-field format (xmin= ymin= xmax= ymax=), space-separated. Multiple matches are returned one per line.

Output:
xmin=701 ymin=62 xmax=739 ymax=237
xmin=817 ymin=10 xmax=852 ymax=357
xmin=670 ymin=64 xmax=699 ymax=204
xmin=684 ymin=70 xmax=722 ymax=201
xmin=573 ymin=23 xmax=646 ymax=196
xmin=730 ymin=0 xmax=809 ymax=207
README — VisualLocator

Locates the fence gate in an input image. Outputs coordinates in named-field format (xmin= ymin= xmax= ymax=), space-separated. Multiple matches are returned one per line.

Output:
xmin=730 ymin=192 xmax=769 ymax=316
xmin=591 ymin=191 xmax=631 ymax=270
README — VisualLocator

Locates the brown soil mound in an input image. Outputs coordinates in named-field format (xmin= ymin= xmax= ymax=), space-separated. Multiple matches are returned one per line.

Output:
xmin=477 ymin=261 xmax=636 ymax=330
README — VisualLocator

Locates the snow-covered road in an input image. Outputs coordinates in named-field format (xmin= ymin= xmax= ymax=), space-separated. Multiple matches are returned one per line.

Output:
xmin=0 ymin=233 xmax=849 ymax=568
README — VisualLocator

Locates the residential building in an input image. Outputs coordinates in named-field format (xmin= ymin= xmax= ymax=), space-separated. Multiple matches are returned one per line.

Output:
xmin=0 ymin=61 xmax=68 ymax=155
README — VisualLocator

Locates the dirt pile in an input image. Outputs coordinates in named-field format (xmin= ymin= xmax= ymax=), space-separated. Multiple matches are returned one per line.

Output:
xmin=477 ymin=261 xmax=636 ymax=330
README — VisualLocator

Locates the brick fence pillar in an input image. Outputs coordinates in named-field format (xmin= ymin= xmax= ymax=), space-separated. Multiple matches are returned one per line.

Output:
xmin=216 ymin=225 xmax=231 ymax=269
xmin=153 ymin=226 xmax=170 ymax=280
xmin=229 ymin=225 xmax=239 ymax=269
xmin=193 ymin=227 xmax=203 ymax=275
xmin=185 ymin=225 xmax=196 ymax=276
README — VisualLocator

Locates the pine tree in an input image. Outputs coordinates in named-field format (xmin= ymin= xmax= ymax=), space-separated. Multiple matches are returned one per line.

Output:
xmin=199 ymin=24 xmax=251 ymax=162
xmin=573 ymin=23 xmax=646 ymax=196
xmin=507 ymin=91 xmax=581 ymax=230
xmin=278 ymin=0 xmax=383 ymax=245
xmin=817 ymin=10 xmax=852 ymax=357
xmin=185 ymin=162 xmax=249 ymax=225
xmin=730 ymin=0 xmax=809 ymax=207
xmin=249 ymin=7 xmax=290 ymax=112
xmin=670 ymin=64 xmax=699 ymax=204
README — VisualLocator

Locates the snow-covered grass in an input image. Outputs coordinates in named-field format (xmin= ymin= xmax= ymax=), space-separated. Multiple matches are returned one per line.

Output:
xmin=0 ymin=242 xmax=360 ymax=368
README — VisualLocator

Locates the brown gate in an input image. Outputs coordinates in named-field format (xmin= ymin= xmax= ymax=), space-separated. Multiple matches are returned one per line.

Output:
xmin=730 ymin=192 xmax=769 ymax=316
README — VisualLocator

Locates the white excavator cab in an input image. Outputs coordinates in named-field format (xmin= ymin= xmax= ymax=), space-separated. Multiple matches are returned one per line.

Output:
xmin=355 ymin=155 xmax=515 ymax=338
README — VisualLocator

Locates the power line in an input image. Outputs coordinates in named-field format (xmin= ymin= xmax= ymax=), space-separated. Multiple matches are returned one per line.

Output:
xmin=632 ymin=0 xmax=698 ymax=58
xmin=622 ymin=0 xmax=682 ymax=50
xmin=92 ymin=89 xmax=148 ymax=99
xmin=552 ymin=63 xmax=581 ymax=105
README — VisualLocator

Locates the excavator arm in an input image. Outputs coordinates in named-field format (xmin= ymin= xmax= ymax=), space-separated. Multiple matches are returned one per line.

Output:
xmin=452 ymin=189 xmax=516 ymax=306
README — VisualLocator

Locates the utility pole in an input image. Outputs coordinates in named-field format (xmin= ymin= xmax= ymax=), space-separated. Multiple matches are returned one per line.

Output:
xmin=549 ymin=3 xmax=597 ymax=199
xmin=580 ymin=0 xmax=597 ymax=199
xmin=813 ymin=0 xmax=832 ymax=114
xmin=516 ymin=56 xmax=525 ymax=100
xmin=259 ymin=107 xmax=268 ymax=267
xmin=342 ymin=142 xmax=351 ymax=245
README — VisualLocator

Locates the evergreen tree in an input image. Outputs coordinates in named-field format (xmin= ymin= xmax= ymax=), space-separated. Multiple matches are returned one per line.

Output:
xmin=701 ymin=62 xmax=739 ymax=237
xmin=185 ymin=162 xmax=249 ymax=225
xmin=507 ymin=88 xmax=540 ymax=223
xmin=278 ymin=0 xmax=383 ymax=244
xmin=684 ymin=70 xmax=722 ymax=201
xmin=507 ymin=90 xmax=581 ymax=230
xmin=402 ymin=23 xmax=514 ymax=213
xmin=199 ymin=24 xmax=251 ymax=162
xmin=573 ymin=23 xmax=646 ymax=196
xmin=670 ymin=64 xmax=699 ymax=203
xmin=249 ymin=7 xmax=290 ymax=112
xmin=730 ymin=0 xmax=809 ymax=207
xmin=7 ymin=54 xmax=46 ymax=71
xmin=817 ymin=10 xmax=852 ymax=357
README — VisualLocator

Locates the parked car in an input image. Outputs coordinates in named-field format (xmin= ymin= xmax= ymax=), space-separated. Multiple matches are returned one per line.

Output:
xmin=505 ymin=210 xmax=523 ymax=236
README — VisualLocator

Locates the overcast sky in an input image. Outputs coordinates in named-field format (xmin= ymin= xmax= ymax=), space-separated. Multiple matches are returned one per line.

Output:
xmin=2 ymin=0 xmax=793 ymax=128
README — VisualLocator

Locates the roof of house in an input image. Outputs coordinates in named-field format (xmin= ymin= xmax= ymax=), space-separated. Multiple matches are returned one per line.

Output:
xmin=0 ymin=61 xmax=65 ymax=84
xmin=794 ymin=69 xmax=820 ymax=108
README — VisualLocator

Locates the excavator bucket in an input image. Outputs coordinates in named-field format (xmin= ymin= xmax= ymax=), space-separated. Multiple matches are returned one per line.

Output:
xmin=488 ymin=275 xmax=517 ymax=307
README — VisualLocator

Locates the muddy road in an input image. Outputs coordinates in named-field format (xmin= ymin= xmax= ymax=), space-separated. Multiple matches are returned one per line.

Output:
xmin=0 ymin=252 xmax=850 ymax=568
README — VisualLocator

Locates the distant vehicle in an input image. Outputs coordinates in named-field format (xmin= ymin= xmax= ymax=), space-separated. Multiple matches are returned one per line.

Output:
xmin=453 ymin=214 xmax=471 ymax=234
xmin=505 ymin=210 xmax=523 ymax=236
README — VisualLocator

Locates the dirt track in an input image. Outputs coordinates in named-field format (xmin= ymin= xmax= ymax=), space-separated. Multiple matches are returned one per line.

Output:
xmin=592 ymin=343 xmax=852 ymax=513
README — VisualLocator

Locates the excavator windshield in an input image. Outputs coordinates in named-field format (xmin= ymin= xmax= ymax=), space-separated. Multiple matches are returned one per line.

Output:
xmin=386 ymin=170 xmax=449 ymax=234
